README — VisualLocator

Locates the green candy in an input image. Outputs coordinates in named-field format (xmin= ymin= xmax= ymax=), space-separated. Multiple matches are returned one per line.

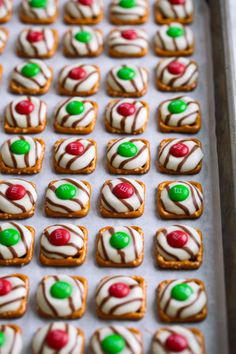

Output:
xmin=117 ymin=67 xmax=136 ymax=81
xmin=30 ymin=0 xmax=47 ymax=8
xmin=117 ymin=141 xmax=138 ymax=157
xmin=168 ymin=99 xmax=187 ymax=114
xmin=0 ymin=332 xmax=5 ymax=347
xmin=50 ymin=281 xmax=72 ymax=299
xmin=101 ymin=334 xmax=126 ymax=354
xmin=66 ymin=101 xmax=85 ymax=115
xmin=168 ymin=184 xmax=190 ymax=202
xmin=110 ymin=232 xmax=130 ymax=250
xmin=75 ymin=31 xmax=92 ymax=43
xmin=171 ymin=283 xmax=193 ymax=301
xmin=119 ymin=0 xmax=136 ymax=9
xmin=10 ymin=140 xmax=31 ymax=155
xmin=167 ymin=26 xmax=185 ymax=38
xmin=21 ymin=63 xmax=40 ymax=78
xmin=0 ymin=229 xmax=20 ymax=247
xmin=55 ymin=184 xmax=77 ymax=200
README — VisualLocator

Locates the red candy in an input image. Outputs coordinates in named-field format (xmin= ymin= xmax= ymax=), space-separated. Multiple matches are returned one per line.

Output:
xmin=46 ymin=330 xmax=69 ymax=350
xmin=78 ymin=0 xmax=93 ymax=5
xmin=170 ymin=143 xmax=189 ymax=158
xmin=167 ymin=230 xmax=188 ymax=248
xmin=109 ymin=283 xmax=130 ymax=298
xmin=170 ymin=0 xmax=186 ymax=4
xmin=113 ymin=182 xmax=134 ymax=199
xmin=0 ymin=0 xmax=4 ymax=6
xmin=66 ymin=141 xmax=85 ymax=156
xmin=68 ymin=67 xmax=87 ymax=80
xmin=165 ymin=333 xmax=188 ymax=352
xmin=117 ymin=103 xmax=136 ymax=117
xmin=27 ymin=31 xmax=44 ymax=43
xmin=121 ymin=29 xmax=137 ymax=40
xmin=167 ymin=61 xmax=186 ymax=75
xmin=15 ymin=100 xmax=35 ymax=115
xmin=0 ymin=279 xmax=12 ymax=296
xmin=49 ymin=228 xmax=71 ymax=246
xmin=6 ymin=185 xmax=26 ymax=201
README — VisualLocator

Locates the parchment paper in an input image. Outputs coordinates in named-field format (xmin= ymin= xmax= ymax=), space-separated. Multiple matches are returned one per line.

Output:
xmin=0 ymin=1 xmax=229 ymax=353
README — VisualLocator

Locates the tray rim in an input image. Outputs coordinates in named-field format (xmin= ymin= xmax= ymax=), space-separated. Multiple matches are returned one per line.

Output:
xmin=208 ymin=0 xmax=236 ymax=352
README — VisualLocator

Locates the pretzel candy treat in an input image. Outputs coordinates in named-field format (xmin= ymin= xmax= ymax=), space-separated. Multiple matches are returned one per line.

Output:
xmin=96 ymin=275 xmax=146 ymax=320
xmin=0 ymin=222 xmax=35 ymax=266
xmin=109 ymin=0 xmax=149 ymax=25
xmin=152 ymin=326 xmax=205 ymax=354
xmin=96 ymin=225 xmax=144 ymax=267
xmin=157 ymin=180 xmax=203 ymax=219
xmin=156 ymin=224 xmax=203 ymax=269
xmin=157 ymin=278 xmax=207 ymax=322
xmin=0 ymin=136 xmax=45 ymax=174
xmin=45 ymin=178 xmax=91 ymax=218
xmin=0 ymin=27 xmax=8 ymax=53
xmin=32 ymin=322 xmax=84 ymax=354
xmin=0 ymin=178 xmax=37 ymax=219
xmin=4 ymin=96 xmax=47 ymax=134
xmin=90 ymin=326 xmax=143 ymax=354
xmin=64 ymin=0 xmax=104 ymax=25
xmin=36 ymin=274 xmax=87 ymax=319
xmin=100 ymin=178 xmax=146 ymax=218
xmin=0 ymin=0 xmax=12 ymax=23
xmin=0 ymin=273 xmax=29 ymax=318
xmin=19 ymin=0 xmax=58 ymax=24
xmin=158 ymin=138 xmax=203 ymax=174
xmin=156 ymin=57 xmax=198 ymax=92
xmin=40 ymin=224 xmax=88 ymax=266
xmin=155 ymin=0 xmax=194 ymax=24
xmin=0 ymin=324 xmax=23 ymax=354
xmin=106 ymin=138 xmax=150 ymax=174
xmin=107 ymin=65 xmax=148 ymax=97
xmin=16 ymin=27 xmax=58 ymax=58
xmin=9 ymin=59 xmax=53 ymax=95
xmin=58 ymin=64 xmax=100 ymax=96
xmin=63 ymin=26 xmax=103 ymax=57
xmin=154 ymin=23 xmax=194 ymax=56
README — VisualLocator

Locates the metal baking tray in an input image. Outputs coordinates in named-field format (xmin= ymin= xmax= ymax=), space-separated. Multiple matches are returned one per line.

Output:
xmin=0 ymin=0 xmax=235 ymax=353
xmin=208 ymin=0 xmax=236 ymax=352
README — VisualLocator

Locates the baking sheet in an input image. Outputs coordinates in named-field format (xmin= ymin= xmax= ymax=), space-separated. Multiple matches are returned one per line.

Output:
xmin=0 ymin=0 xmax=229 ymax=353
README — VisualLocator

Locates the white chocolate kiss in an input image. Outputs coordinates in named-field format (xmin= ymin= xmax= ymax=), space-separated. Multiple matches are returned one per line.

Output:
xmin=96 ymin=275 xmax=144 ymax=315
xmin=159 ymin=96 xmax=200 ymax=127
xmin=157 ymin=225 xmax=201 ymax=261
xmin=36 ymin=274 xmax=85 ymax=317
xmin=0 ymin=222 xmax=33 ymax=260
xmin=108 ymin=28 xmax=148 ymax=55
xmin=1 ymin=136 xmax=43 ymax=169
xmin=32 ymin=322 xmax=83 ymax=354
xmin=64 ymin=26 xmax=103 ymax=56
xmin=91 ymin=326 xmax=142 ymax=354
xmin=11 ymin=59 xmax=52 ymax=91
xmin=158 ymin=0 xmax=193 ymax=20
xmin=160 ymin=181 xmax=203 ymax=216
xmin=65 ymin=0 xmax=103 ymax=20
xmin=21 ymin=0 xmax=57 ymax=19
xmin=107 ymin=137 xmax=149 ymax=170
xmin=152 ymin=325 xmax=202 ymax=354
xmin=0 ymin=275 xmax=27 ymax=314
xmin=110 ymin=0 xmax=148 ymax=21
xmin=156 ymin=57 xmax=198 ymax=88
xmin=159 ymin=138 xmax=203 ymax=173
xmin=101 ymin=178 xmax=145 ymax=213
xmin=5 ymin=96 xmax=47 ymax=129
xmin=97 ymin=226 xmax=143 ymax=264
xmin=107 ymin=65 xmax=148 ymax=94
xmin=17 ymin=28 xmax=56 ymax=57
xmin=0 ymin=324 xmax=22 ymax=354
xmin=159 ymin=279 xmax=207 ymax=319
xmin=155 ymin=23 xmax=194 ymax=52
xmin=105 ymin=99 xmax=148 ymax=133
